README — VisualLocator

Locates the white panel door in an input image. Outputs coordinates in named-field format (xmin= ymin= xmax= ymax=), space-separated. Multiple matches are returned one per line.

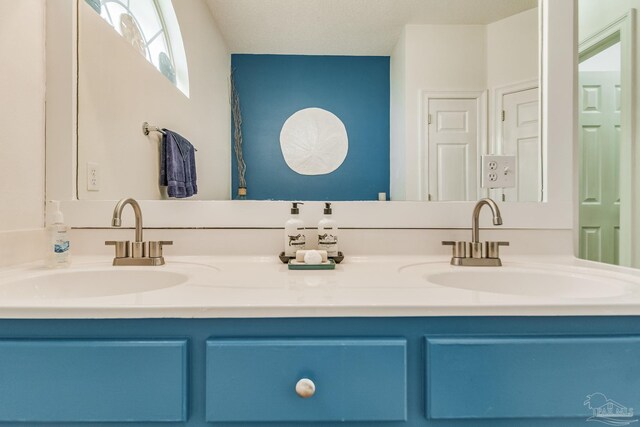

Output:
xmin=427 ymin=98 xmax=478 ymax=201
xmin=579 ymin=71 xmax=621 ymax=265
xmin=501 ymin=88 xmax=540 ymax=202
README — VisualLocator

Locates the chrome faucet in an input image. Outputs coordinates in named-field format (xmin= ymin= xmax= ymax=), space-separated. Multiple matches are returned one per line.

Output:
xmin=105 ymin=198 xmax=172 ymax=266
xmin=443 ymin=198 xmax=509 ymax=266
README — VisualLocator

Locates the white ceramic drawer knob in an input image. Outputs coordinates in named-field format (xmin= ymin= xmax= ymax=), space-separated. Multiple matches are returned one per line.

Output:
xmin=295 ymin=378 xmax=316 ymax=398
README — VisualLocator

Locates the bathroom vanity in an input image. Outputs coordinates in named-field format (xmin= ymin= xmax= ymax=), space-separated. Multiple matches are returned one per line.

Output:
xmin=5 ymin=0 xmax=632 ymax=425
xmin=1 ymin=256 xmax=640 ymax=427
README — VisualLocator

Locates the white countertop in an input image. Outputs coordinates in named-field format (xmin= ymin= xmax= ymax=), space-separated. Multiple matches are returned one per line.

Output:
xmin=1 ymin=255 xmax=640 ymax=318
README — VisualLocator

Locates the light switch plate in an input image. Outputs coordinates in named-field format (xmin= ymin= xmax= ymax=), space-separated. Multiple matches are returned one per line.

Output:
xmin=481 ymin=155 xmax=516 ymax=189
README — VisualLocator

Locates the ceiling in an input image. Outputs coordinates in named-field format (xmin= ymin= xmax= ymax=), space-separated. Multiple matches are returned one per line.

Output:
xmin=205 ymin=0 xmax=538 ymax=56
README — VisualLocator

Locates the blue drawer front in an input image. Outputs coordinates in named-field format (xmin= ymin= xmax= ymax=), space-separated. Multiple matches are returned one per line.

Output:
xmin=206 ymin=338 xmax=407 ymax=422
xmin=0 ymin=340 xmax=187 ymax=422
xmin=426 ymin=336 xmax=640 ymax=419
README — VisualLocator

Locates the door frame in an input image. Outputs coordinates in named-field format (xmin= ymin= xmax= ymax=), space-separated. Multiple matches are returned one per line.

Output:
xmin=420 ymin=90 xmax=488 ymax=202
xmin=578 ymin=9 xmax=636 ymax=267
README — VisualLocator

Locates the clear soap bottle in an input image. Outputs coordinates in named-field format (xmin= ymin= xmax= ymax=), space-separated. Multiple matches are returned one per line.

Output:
xmin=47 ymin=200 xmax=71 ymax=268
xmin=318 ymin=202 xmax=339 ymax=257
xmin=284 ymin=202 xmax=306 ymax=257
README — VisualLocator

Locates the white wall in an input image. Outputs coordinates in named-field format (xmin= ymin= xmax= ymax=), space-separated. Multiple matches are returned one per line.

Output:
xmin=0 ymin=0 xmax=46 ymax=231
xmin=78 ymin=0 xmax=230 ymax=201
xmin=390 ymin=28 xmax=407 ymax=201
xmin=0 ymin=0 xmax=47 ymax=266
xmin=487 ymin=9 xmax=539 ymax=90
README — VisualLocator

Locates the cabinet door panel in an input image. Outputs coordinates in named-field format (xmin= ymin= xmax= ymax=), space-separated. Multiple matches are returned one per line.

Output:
xmin=0 ymin=340 xmax=187 ymax=422
xmin=426 ymin=336 xmax=640 ymax=419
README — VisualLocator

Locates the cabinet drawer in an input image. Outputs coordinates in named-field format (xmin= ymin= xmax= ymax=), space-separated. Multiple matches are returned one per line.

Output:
xmin=0 ymin=340 xmax=187 ymax=422
xmin=426 ymin=336 xmax=640 ymax=419
xmin=206 ymin=338 xmax=407 ymax=422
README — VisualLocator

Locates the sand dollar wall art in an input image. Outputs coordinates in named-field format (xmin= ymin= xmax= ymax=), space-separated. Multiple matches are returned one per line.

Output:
xmin=279 ymin=108 xmax=349 ymax=176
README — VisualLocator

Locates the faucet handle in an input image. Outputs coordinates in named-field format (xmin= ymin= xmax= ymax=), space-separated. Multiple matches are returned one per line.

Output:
xmin=442 ymin=241 xmax=468 ymax=258
xmin=105 ymin=240 xmax=129 ymax=258
xmin=485 ymin=241 xmax=510 ymax=259
xmin=148 ymin=241 xmax=173 ymax=258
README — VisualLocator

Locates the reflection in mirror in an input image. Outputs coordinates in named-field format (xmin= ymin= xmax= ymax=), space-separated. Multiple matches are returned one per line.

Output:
xmin=577 ymin=0 xmax=637 ymax=268
xmin=78 ymin=0 xmax=230 ymax=201
xmin=78 ymin=0 xmax=540 ymax=202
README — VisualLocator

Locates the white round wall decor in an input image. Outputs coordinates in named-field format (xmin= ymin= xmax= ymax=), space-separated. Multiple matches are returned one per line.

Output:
xmin=279 ymin=108 xmax=348 ymax=176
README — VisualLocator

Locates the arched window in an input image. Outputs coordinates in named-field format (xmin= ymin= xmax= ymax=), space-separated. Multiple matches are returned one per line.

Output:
xmin=86 ymin=0 xmax=190 ymax=96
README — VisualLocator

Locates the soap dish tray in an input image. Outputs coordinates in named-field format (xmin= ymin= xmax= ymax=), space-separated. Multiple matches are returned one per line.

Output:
xmin=288 ymin=259 xmax=336 ymax=270
xmin=279 ymin=252 xmax=344 ymax=264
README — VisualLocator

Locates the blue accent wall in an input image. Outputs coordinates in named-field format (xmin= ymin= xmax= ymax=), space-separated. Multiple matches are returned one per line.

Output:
xmin=231 ymin=54 xmax=390 ymax=201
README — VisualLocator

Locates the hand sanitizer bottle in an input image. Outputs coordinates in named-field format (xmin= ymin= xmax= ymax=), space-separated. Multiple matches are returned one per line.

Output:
xmin=47 ymin=200 xmax=71 ymax=268
xmin=318 ymin=202 xmax=339 ymax=257
xmin=284 ymin=202 xmax=306 ymax=257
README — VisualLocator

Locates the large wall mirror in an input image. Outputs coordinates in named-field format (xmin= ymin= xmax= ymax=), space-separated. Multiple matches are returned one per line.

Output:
xmin=77 ymin=0 xmax=541 ymax=202
xmin=577 ymin=1 xmax=638 ymax=268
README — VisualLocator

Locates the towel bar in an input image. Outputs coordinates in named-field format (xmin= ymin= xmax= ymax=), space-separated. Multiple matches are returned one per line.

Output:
xmin=142 ymin=122 xmax=166 ymax=136
xmin=142 ymin=122 xmax=197 ymax=151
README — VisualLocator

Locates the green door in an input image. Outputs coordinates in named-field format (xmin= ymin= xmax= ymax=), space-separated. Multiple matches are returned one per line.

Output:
xmin=579 ymin=71 xmax=621 ymax=265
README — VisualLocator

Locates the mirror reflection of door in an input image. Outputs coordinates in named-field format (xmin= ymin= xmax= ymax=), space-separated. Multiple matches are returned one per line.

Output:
xmin=426 ymin=96 xmax=480 ymax=202
xmin=579 ymin=41 xmax=621 ymax=265
xmin=500 ymin=87 xmax=540 ymax=202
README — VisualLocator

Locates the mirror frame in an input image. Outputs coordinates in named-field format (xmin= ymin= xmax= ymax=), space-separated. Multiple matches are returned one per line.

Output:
xmin=46 ymin=0 xmax=574 ymax=229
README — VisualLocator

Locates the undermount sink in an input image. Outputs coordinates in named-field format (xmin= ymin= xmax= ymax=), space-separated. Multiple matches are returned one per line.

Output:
xmin=401 ymin=264 xmax=638 ymax=299
xmin=0 ymin=270 xmax=188 ymax=300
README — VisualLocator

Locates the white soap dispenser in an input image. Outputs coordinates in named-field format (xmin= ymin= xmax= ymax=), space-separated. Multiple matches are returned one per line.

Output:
xmin=284 ymin=202 xmax=306 ymax=257
xmin=47 ymin=200 xmax=71 ymax=268
xmin=318 ymin=202 xmax=339 ymax=257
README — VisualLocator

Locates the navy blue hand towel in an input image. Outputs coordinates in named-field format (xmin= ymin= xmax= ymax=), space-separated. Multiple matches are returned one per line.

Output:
xmin=160 ymin=129 xmax=198 ymax=198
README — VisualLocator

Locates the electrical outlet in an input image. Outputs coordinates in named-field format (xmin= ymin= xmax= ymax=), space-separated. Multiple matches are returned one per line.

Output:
xmin=87 ymin=162 xmax=100 ymax=191
xmin=482 ymin=155 xmax=516 ymax=189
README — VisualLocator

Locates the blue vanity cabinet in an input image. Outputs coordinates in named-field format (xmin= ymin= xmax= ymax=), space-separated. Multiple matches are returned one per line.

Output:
xmin=0 ymin=339 xmax=188 ymax=422
xmin=425 ymin=336 xmax=640 ymax=420
xmin=205 ymin=338 xmax=407 ymax=422
xmin=0 ymin=317 xmax=637 ymax=426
